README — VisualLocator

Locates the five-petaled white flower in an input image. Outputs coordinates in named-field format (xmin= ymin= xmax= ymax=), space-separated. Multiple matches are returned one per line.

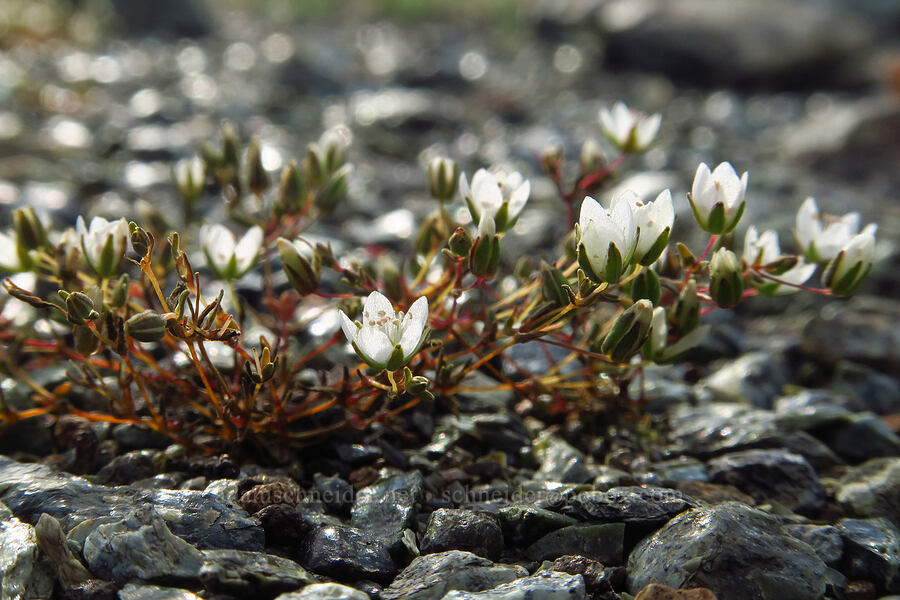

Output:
xmin=199 ymin=224 xmax=264 ymax=281
xmin=743 ymin=226 xmax=816 ymax=295
xmin=823 ymin=229 xmax=876 ymax=297
xmin=76 ymin=216 xmax=130 ymax=279
xmin=576 ymin=192 xmax=638 ymax=284
xmin=340 ymin=291 xmax=429 ymax=371
xmin=688 ymin=162 xmax=748 ymax=234
xmin=795 ymin=197 xmax=876 ymax=263
xmin=459 ymin=168 xmax=530 ymax=233
xmin=618 ymin=189 xmax=674 ymax=266
xmin=599 ymin=102 xmax=662 ymax=154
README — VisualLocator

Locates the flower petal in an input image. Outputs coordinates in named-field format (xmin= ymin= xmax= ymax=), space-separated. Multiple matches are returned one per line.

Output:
xmin=471 ymin=169 xmax=503 ymax=214
xmin=339 ymin=310 xmax=359 ymax=345
xmin=507 ymin=179 xmax=530 ymax=218
xmin=356 ymin=326 xmax=395 ymax=368
xmin=362 ymin=290 xmax=395 ymax=325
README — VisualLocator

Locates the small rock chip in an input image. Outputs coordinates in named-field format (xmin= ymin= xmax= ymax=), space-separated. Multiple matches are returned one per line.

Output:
xmin=239 ymin=480 xmax=303 ymax=514
xmin=635 ymin=583 xmax=718 ymax=599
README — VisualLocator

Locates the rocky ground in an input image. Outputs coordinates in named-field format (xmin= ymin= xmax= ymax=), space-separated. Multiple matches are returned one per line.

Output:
xmin=1 ymin=1 xmax=900 ymax=599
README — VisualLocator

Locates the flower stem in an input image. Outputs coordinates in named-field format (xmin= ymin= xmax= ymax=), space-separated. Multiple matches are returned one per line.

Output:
xmin=386 ymin=369 xmax=400 ymax=397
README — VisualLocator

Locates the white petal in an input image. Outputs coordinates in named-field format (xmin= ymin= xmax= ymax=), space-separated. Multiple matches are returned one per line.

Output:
xmin=743 ymin=226 xmax=760 ymax=264
xmin=860 ymin=223 xmax=878 ymax=238
xmin=356 ymin=326 xmax=395 ymax=368
xmin=636 ymin=113 xmax=662 ymax=148
xmin=578 ymin=196 xmax=606 ymax=228
xmin=774 ymin=261 xmax=817 ymax=294
xmin=650 ymin=306 xmax=667 ymax=355
xmin=507 ymin=179 xmax=530 ymax=218
xmin=339 ymin=310 xmax=359 ymax=344
xmin=234 ymin=226 xmax=264 ymax=273
xmin=458 ymin=172 xmax=470 ymax=199
xmin=471 ymin=169 xmax=503 ymax=214
xmin=611 ymin=102 xmax=633 ymax=142
xmin=478 ymin=213 xmax=496 ymax=237
xmin=610 ymin=193 xmax=635 ymax=248
xmin=362 ymin=290 xmax=395 ymax=324
xmin=691 ymin=163 xmax=712 ymax=211
xmin=795 ymin=197 xmax=820 ymax=250
xmin=399 ymin=296 xmax=428 ymax=357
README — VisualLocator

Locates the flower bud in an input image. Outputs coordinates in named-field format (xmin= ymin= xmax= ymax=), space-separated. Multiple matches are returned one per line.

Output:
xmin=600 ymin=299 xmax=654 ymax=362
xmin=630 ymin=267 xmax=661 ymax=305
xmin=540 ymin=261 xmax=571 ymax=307
xmin=173 ymin=156 xmax=205 ymax=202
xmin=539 ymin=145 xmax=564 ymax=177
xmin=73 ymin=325 xmax=100 ymax=356
xmin=125 ymin=310 xmax=167 ymax=343
xmin=708 ymin=248 xmax=744 ymax=308
xmin=822 ymin=230 xmax=875 ymax=297
xmin=62 ymin=291 xmax=99 ymax=325
xmin=427 ymin=157 xmax=459 ymax=202
xmin=111 ymin=273 xmax=130 ymax=308
xmin=403 ymin=367 xmax=435 ymax=401
xmin=448 ymin=227 xmax=473 ymax=258
xmin=245 ymin=137 xmax=270 ymax=196
xmin=129 ymin=222 xmax=151 ymax=258
xmin=580 ymin=139 xmax=606 ymax=174
xmin=314 ymin=164 xmax=351 ymax=214
xmin=13 ymin=206 xmax=46 ymax=251
xmin=245 ymin=346 xmax=278 ymax=384
xmin=688 ymin=162 xmax=748 ymax=234
xmin=277 ymin=238 xmax=320 ymax=296
xmin=469 ymin=215 xmax=501 ymax=279
xmin=671 ymin=279 xmax=700 ymax=335
xmin=275 ymin=160 xmax=306 ymax=215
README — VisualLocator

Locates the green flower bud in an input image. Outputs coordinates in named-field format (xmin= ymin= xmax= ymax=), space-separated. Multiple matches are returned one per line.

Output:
xmin=540 ymin=261 xmax=571 ymax=307
xmin=671 ymin=278 xmax=700 ymax=336
xmin=13 ymin=206 xmax=46 ymax=251
xmin=469 ymin=215 xmax=501 ymax=279
xmin=600 ymin=299 xmax=654 ymax=362
xmin=277 ymin=238 xmax=320 ymax=296
xmin=73 ymin=324 xmax=99 ymax=356
xmin=125 ymin=310 xmax=167 ymax=343
xmin=427 ymin=156 xmax=459 ymax=202
xmin=63 ymin=291 xmax=99 ymax=325
xmin=275 ymin=160 xmax=306 ymax=215
xmin=173 ymin=156 xmax=205 ymax=203
xmin=708 ymin=248 xmax=744 ymax=308
xmin=314 ymin=164 xmax=351 ymax=214
xmin=111 ymin=273 xmax=130 ymax=308
xmin=448 ymin=227 xmax=473 ymax=258
xmin=822 ymin=230 xmax=875 ymax=297
xmin=245 ymin=346 xmax=278 ymax=384
xmin=403 ymin=367 xmax=434 ymax=402
xmin=129 ymin=222 xmax=151 ymax=258
xmin=245 ymin=137 xmax=270 ymax=196
xmin=630 ymin=267 xmax=661 ymax=305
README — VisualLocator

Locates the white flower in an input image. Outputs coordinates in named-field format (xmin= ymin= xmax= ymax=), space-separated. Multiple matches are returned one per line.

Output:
xmin=340 ymin=291 xmax=429 ymax=371
xmin=599 ymin=102 xmax=662 ymax=153
xmin=743 ymin=226 xmax=816 ymax=295
xmin=795 ymin=197 xmax=876 ymax=263
xmin=618 ymin=189 xmax=674 ymax=265
xmin=0 ymin=231 xmax=24 ymax=273
xmin=76 ymin=216 xmax=130 ymax=279
xmin=576 ymin=192 xmax=637 ymax=284
xmin=174 ymin=156 xmax=205 ymax=199
xmin=199 ymin=224 xmax=264 ymax=281
xmin=459 ymin=168 xmax=530 ymax=232
xmin=824 ymin=229 xmax=876 ymax=297
xmin=688 ymin=162 xmax=748 ymax=234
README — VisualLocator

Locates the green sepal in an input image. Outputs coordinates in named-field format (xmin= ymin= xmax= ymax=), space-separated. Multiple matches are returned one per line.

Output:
xmin=603 ymin=242 xmax=623 ymax=284
xmin=639 ymin=228 xmax=670 ymax=267
xmin=705 ymin=202 xmax=727 ymax=235
xmin=630 ymin=268 xmax=661 ymax=305
xmin=494 ymin=201 xmax=510 ymax=233
xmin=577 ymin=243 xmax=602 ymax=285
xmin=723 ymin=201 xmax=746 ymax=234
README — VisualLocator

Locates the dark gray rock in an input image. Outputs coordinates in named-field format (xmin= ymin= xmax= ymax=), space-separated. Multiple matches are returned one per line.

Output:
xmin=440 ymin=571 xmax=587 ymax=600
xmin=817 ymin=413 xmax=900 ymax=462
xmin=276 ymin=583 xmax=369 ymax=600
xmin=81 ymin=512 xmax=205 ymax=585
xmin=302 ymin=524 xmax=395 ymax=583
xmin=635 ymin=457 xmax=708 ymax=487
xmin=420 ymin=509 xmax=504 ymax=560
xmin=426 ymin=413 xmax=531 ymax=457
xmin=591 ymin=465 xmax=637 ymax=491
xmin=0 ymin=456 xmax=263 ymax=551
xmin=831 ymin=362 xmax=900 ymax=416
xmin=837 ymin=458 xmax=900 ymax=526
xmin=533 ymin=434 xmax=592 ymax=484
xmin=701 ymin=352 xmax=789 ymax=409
xmin=95 ymin=449 xmax=161 ymax=485
xmin=350 ymin=469 xmax=423 ymax=558
xmin=108 ymin=0 xmax=212 ymax=38
xmin=0 ymin=506 xmax=55 ymax=600
xmin=524 ymin=522 xmax=625 ymax=565
xmin=668 ymin=403 xmax=785 ymax=459
xmin=774 ymin=390 xmax=853 ymax=431
xmin=627 ymin=502 xmax=828 ymax=600
xmin=33 ymin=512 xmax=92 ymax=587
xmin=602 ymin=0 xmax=874 ymax=89
xmin=118 ymin=583 xmax=204 ymax=600
xmin=567 ymin=486 xmax=698 ymax=524
xmin=784 ymin=524 xmax=844 ymax=566
xmin=313 ymin=473 xmax=354 ymax=512
xmin=497 ymin=505 xmax=579 ymax=546
xmin=199 ymin=548 xmax=315 ymax=598
xmin=110 ymin=424 xmax=171 ymax=451
xmin=780 ymin=431 xmax=845 ymax=472
xmin=839 ymin=518 xmax=900 ymax=593
xmin=381 ymin=550 xmax=527 ymax=600
xmin=706 ymin=449 xmax=826 ymax=515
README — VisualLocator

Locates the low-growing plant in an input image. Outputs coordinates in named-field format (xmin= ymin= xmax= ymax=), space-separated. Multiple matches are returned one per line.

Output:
xmin=0 ymin=103 xmax=877 ymax=459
